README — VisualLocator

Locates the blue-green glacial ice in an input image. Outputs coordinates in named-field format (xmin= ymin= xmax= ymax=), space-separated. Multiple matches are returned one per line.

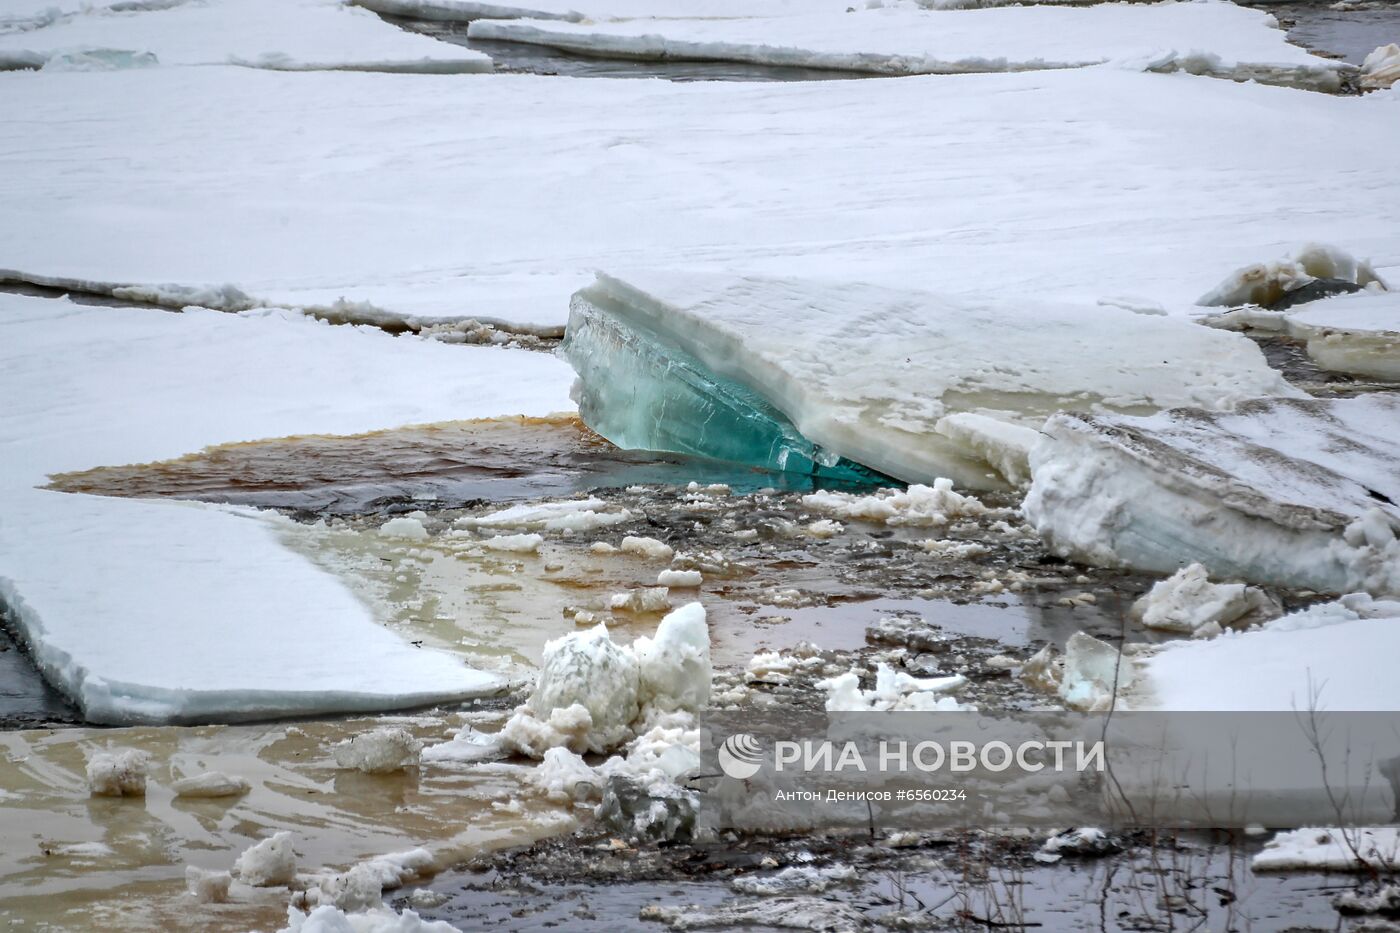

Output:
xmin=562 ymin=283 xmax=891 ymax=487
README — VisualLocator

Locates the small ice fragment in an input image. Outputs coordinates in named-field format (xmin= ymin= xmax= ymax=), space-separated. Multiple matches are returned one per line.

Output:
xmin=590 ymin=541 xmax=619 ymax=554
xmin=802 ymin=480 xmax=985 ymax=527
xmin=379 ymin=516 xmax=429 ymax=540
xmin=235 ymin=831 xmax=297 ymax=887
xmin=620 ymin=536 xmax=674 ymax=561
xmin=185 ymin=865 xmax=232 ymax=903
xmin=1362 ymin=43 xmax=1400 ymax=91
xmin=804 ymin=519 xmax=843 ymax=539
xmin=86 ymin=749 xmax=149 ymax=797
xmin=332 ymin=728 xmax=422 ymax=774
xmin=172 ymin=771 xmax=250 ymax=798
xmin=482 ymin=533 xmax=543 ymax=553
xmin=1059 ymin=632 xmax=1134 ymax=711
xmin=530 ymin=747 xmax=601 ymax=803
xmin=657 ymin=569 xmax=703 ymax=588
xmin=633 ymin=601 xmax=712 ymax=714
xmin=609 ymin=587 xmax=671 ymax=613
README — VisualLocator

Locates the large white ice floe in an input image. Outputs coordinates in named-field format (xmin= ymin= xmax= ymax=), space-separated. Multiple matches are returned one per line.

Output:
xmin=1133 ymin=593 xmax=1400 ymax=710
xmin=0 ymin=0 xmax=491 ymax=73
xmin=1024 ymin=395 xmax=1400 ymax=595
xmin=471 ymin=1 xmax=1345 ymax=89
xmin=3 ymin=66 xmax=1399 ymax=331
xmin=562 ymin=272 xmax=1297 ymax=489
xmin=0 ymin=293 xmax=574 ymax=723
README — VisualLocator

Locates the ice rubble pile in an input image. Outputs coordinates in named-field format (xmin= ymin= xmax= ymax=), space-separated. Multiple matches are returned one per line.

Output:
xmin=820 ymin=663 xmax=971 ymax=712
xmin=0 ymin=0 xmax=492 ymax=73
xmin=562 ymin=272 xmax=1293 ymax=490
xmin=1130 ymin=563 xmax=1279 ymax=638
xmin=1024 ymin=395 xmax=1400 ymax=596
xmin=467 ymin=0 xmax=1345 ymax=89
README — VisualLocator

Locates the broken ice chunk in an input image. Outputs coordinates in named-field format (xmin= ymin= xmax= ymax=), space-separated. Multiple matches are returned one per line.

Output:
xmin=481 ymin=532 xmax=543 ymax=553
xmin=172 ymin=770 xmax=250 ymax=798
xmin=86 ymin=749 xmax=149 ymax=797
xmin=235 ymin=831 xmax=297 ymax=887
xmin=331 ymin=728 xmax=422 ymax=774
xmin=562 ymin=273 xmax=1296 ymax=489
xmin=379 ymin=516 xmax=430 ymax=540
xmin=819 ymin=663 xmax=970 ymax=712
xmin=1362 ymin=43 xmax=1400 ymax=91
xmin=657 ymin=568 xmax=702 ymax=588
xmin=1131 ymin=563 xmax=1280 ymax=636
xmin=1059 ymin=632 xmax=1135 ymax=712
xmin=185 ymin=865 xmax=233 ymax=904
xmin=620 ymin=535 xmax=673 ymax=562
xmin=802 ymin=479 xmax=985 ymax=527
xmin=1024 ymin=396 xmax=1400 ymax=596
xmin=609 ymin=586 xmax=671 ymax=613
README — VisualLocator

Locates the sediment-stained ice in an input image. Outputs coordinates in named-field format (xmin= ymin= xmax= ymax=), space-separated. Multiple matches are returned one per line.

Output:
xmin=1362 ymin=42 xmax=1400 ymax=91
xmin=0 ymin=293 xmax=574 ymax=723
xmin=471 ymin=1 xmax=1344 ymax=89
xmin=1198 ymin=243 xmax=1387 ymax=309
xmin=1024 ymin=396 xmax=1400 ymax=595
xmin=563 ymin=272 xmax=1297 ymax=488
xmin=3 ymin=67 xmax=1399 ymax=331
xmin=0 ymin=0 xmax=491 ymax=73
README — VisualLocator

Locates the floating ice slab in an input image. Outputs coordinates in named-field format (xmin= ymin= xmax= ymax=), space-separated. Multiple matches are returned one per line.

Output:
xmin=1133 ymin=594 xmax=1400 ymax=710
xmin=2 ymin=67 xmax=1399 ymax=331
xmin=472 ymin=1 xmax=1344 ymax=89
xmin=0 ymin=293 xmax=574 ymax=723
xmin=562 ymin=272 xmax=1296 ymax=488
xmin=1024 ymin=396 xmax=1400 ymax=595
xmin=0 ymin=0 xmax=491 ymax=73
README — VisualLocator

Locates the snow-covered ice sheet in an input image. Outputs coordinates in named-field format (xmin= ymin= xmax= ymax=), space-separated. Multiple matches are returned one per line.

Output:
xmin=2 ymin=66 xmax=1398 ymax=331
xmin=1024 ymin=396 xmax=1400 ymax=595
xmin=562 ymin=272 xmax=1295 ymax=488
xmin=349 ymin=0 xmax=859 ymax=24
xmin=0 ymin=293 xmax=574 ymax=723
xmin=471 ymin=1 xmax=1344 ymax=89
xmin=1133 ymin=594 xmax=1400 ymax=710
xmin=0 ymin=0 xmax=491 ymax=73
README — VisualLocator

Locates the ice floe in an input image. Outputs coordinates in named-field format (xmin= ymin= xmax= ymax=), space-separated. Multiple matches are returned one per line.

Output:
xmin=332 ymin=728 xmax=423 ymax=774
xmin=0 ymin=293 xmax=573 ymax=722
xmin=1025 ymin=396 xmax=1400 ymax=595
xmin=4 ymin=67 xmax=1398 ymax=331
xmin=564 ymin=272 xmax=1296 ymax=488
xmin=471 ymin=1 xmax=1344 ymax=89
xmin=0 ymin=0 xmax=491 ymax=73
xmin=1133 ymin=593 xmax=1400 ymax=710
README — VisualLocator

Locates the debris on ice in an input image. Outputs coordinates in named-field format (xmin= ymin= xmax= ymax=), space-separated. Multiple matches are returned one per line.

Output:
xmin=1024 ymin=396 xmax=1400 ymax=595
xmin=332 ymin=728 xmax=422 ymax=774
xmin=172 ymin=771 xmax=251 ymax=798
xmin=185 ymin=866 xmax=233 ymax=904
xmin=86 ymin=749 xmax=149 ymax=797
xmin=235 ymin=831 xmax=298 ymax=887
xmin=1131 ymin=563 xmax=1280 ymax=637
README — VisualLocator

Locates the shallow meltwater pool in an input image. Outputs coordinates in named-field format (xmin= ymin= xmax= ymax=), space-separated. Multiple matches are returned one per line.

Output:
xmin=0 ymin=714 xmax=574 ymax=932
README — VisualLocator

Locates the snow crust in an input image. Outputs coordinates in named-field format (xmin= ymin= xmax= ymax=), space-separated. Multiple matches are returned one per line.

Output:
xmin=0 ymin=0 xmax=491 ymax=73
xmin=566 ymin=272 xmax=1295 ymax=488
xmin=471 ymin=1 xmax=1341 ymax=88
xmin=4 ymin=67 xmax=1399 ymax=331
xmin=0 ymin=294 xmax=573 ymax=723
xmin=1024 ymin=396 xmax=1400 ymax=595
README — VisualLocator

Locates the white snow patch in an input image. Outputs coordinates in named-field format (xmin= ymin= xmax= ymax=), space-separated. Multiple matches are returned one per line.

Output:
xmin=1254 ymin=827 xmax=1400 ymax=872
